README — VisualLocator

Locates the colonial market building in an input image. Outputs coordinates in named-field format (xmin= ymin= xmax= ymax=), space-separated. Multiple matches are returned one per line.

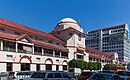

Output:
xmin=0 ymin=18 xmax=116 ymax=72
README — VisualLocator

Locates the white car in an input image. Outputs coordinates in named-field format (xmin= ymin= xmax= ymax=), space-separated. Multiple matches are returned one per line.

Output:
xmin=30 ymin=71 xmax=76 ymax=80
xmin=0 ymin=71 xmax=33 ymax=80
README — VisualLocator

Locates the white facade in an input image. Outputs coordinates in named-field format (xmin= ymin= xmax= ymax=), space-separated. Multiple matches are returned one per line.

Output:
xmin=53 ymin=18 xmax=88 ymax=62
xmin=0 ymin=18 xmax=88 ymax=72
xmin=86 ymin=24 xmax=130 ymax=62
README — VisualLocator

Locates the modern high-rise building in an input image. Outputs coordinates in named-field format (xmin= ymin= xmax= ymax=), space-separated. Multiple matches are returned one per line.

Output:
xmin=86 ymin=24 xmax=130 ymax=62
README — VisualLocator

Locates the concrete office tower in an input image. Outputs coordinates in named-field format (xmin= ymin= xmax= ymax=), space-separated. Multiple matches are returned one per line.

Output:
xmin=86 ymin=24 xmax=130 ymax=62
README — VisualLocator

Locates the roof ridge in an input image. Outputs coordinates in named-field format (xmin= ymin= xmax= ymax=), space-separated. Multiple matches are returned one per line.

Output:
xmin=0 ymin=18 xmax=65 ymax=44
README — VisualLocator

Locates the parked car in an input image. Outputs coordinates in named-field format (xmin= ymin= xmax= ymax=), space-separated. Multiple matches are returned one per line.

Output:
xmin=78 ymin=71 xmax=97 ymax=80
xmin=0 ymin=71 xmax=33 ymax=80
xmin=116 ymin=71 xmax=130 ymax=80
xmin=30 ymin=71 xmax=76 ymax=80
xmin=88 ymin=73 xmax=121 ymax=80
xmin=119 ymin=76 xmax=130 ymax=80
xmin=98 ymin=70 xmax=116 ymax=74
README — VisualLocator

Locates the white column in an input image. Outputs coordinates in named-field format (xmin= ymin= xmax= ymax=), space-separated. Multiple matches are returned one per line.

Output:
xmin=42 ymin=48 xmax=44 ymax=55
xmin=60 ymin=52 xmax=62 ymax=58
xmin=0 ymin=63 xmax=6 ymax=72
xmin=31 ymin=64 xmax=36 ymax=71
xmin=32 ymin=45 xmax=34 ymax=54
xmin=13 ymin=64 xmax=20 ymax=71
xmin=1 ymin=40 xmax=3 ymax=50
xmin=53 ymin=51 xmax=55 ymax=57
xmin=52 ymin=65 xmax=56 ymax=71
xmin=40 ymin=65 xmax=45 ymax=71
xmin=16 ymin=43 xmax=18 ymax=52
xmin=59 ymin=65 xmax=63 ymax=71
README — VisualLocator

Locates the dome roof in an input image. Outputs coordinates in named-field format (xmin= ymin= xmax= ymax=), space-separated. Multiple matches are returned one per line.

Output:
xmin=59 ymin=18 xmax=77 ymax=23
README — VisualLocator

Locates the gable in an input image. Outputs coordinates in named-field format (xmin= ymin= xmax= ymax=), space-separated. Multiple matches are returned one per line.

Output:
xmin=21 ymin=38 xmax=29 ymax=42
xmin=16 ymin=34 xmax=32 ymax=43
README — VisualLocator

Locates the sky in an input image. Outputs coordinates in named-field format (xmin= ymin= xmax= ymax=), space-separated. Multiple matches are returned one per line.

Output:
xmin=0 ymin=0 xmax=130 ymax=33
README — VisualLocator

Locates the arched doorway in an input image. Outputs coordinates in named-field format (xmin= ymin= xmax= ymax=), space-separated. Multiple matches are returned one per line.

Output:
xmin=62 ymin=60 xmax=68 ymax=71
xmin=45 ymin=58 xmax=53 ymax=71
xmin=19 ymin=56 xmax=32 ymax=71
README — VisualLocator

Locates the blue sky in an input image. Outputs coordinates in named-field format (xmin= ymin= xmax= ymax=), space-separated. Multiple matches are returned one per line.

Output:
xmin=0 ymin=0 xmax=130 ymax=33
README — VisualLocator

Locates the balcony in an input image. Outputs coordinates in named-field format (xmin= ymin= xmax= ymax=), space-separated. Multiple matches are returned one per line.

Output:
xmin=3 ymin=47 xmax=15 ymax=52
xmin=61 ymin=56 xmax=68 ymax=59
xmin=18 ymin=49 xmax=32 ymax=54
xmin=34 ymin=46 xmax=42 ymax=55
xmin=77 ymin=55 xmax=84 ymax=60
xmin=61 ymin=52 xmax=68 ymax=59
xmin=44 ymin=53 xmax=53 ymax=57
xmin=55 ymin=55 xmax=60 ymax=58
xmin=34 ymin=52 xmax=42 ymax=55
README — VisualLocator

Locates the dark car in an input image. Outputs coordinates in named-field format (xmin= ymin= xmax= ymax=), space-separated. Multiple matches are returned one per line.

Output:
xmin=30 ymin=71 xmax=76 ymax=80
xmin=116 ymin=71 xmax=130 ymax=80
xmin=99 ymin=70 xmax=116 ymax=74
xmin=88 ymin=73 xmax=121 ymax=80
xmin=78 ymin=71 xmax=96 ymax=80
xmin=116 ymin=70 xmax=130 ymax=76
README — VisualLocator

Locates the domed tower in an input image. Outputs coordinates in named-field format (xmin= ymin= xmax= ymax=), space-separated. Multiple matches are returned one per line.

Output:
xmin=53 ymin=18 xmax=83 ymax=32
xmin=51 ymin=18 xmax=88 ymax=61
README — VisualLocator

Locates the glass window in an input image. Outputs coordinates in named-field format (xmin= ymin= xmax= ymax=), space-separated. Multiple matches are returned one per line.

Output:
xmin=48 ymin=40 xmax=53 ymax=44
xmin=36 ymin=64 xmax=40 ymax=71
xmin=56 ymin=65 xmax=59 ymax=71
xmin=0 ymin=28 xmax=5 ymax=31
xmin=69 ymin=33 xmax=73 ymax=36
xmin=21 ymin=63 xmax=30 ymax=71
xmin=47 ymin=73 xmax=53 ymax=78
xmin=63 ymin=65 xmax=67 ymax=70
xmin=54 ymin=73 xmax=62 ymax=78
xmin=7 ymin=63 xmax=13 ymax=71
xmin=15 ymin=32 xmax=20 ymax=35
xmin=62 ymin=73 xmax=70 ymax=78
xmin=46 ymin=64 xmax=52 ymax=71
xmin=31 ymin=72 xmax=45 ymax=78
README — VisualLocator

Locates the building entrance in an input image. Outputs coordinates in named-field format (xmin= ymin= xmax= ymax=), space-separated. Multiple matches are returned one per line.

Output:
xmin=21 ymin=63 xmax=30 ymax=71
xmin=46 ymin=64 xmax=52 ymax=71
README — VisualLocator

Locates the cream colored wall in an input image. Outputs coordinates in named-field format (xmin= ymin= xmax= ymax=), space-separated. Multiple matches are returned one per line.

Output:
xmin=59 ymin=65 xmax=63 ymax=71
xmin=0 ymin=63 xmax=6 ymax=72
xmin=75 ymin=34 xmax=85 ymax=48
xmin=31 ymin=64 xmax=36 ymax=71
xmin=13 ymin=64 xmax=20 ymax=71
xmin=0 ymin=51 xmax=69 ymax=72
xmin=40 ymin=65 xmax=45 ymax=71
xmin=84 ymin=52 xmax=89 ymax=62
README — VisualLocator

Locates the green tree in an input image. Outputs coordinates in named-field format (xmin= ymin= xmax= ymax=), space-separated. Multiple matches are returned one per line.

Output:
xmin=93 ymin=62 xmax=98 ymax=70
xmin=68 ymin=59 xmax=88 ymax=70
xmin=88 ymin=62 xmax=93 ymax=71
xmin=96 ymin=62 xmax=101 ymax=70
xmin=103 ymin=64 xmax=116 ymax=70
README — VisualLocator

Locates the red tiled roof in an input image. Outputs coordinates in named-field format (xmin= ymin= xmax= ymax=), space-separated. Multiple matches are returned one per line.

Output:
xmin=89 ymin=54 xmax=102 ymax=59
xmin=105 ymin=58 xmax=112 ymax=61
xmin=33 ymin=40 xmax=68 ymax=52
xmin=86 ymin=46 xmax=112 ymax=61
xmin=0 ymin=18 xmax=65 ymax=44
xmin=86 ymin=46 xmax=110 ymax=56
xmin=89 ymin=54 xmax=112 ymax=61
xmin=0 ymin=31 xmax=68 ymax=52
xmin=50 ymin=27 xmax=88 ymax=38
xmin=0 ymin=31 xmax=17 ymax=40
